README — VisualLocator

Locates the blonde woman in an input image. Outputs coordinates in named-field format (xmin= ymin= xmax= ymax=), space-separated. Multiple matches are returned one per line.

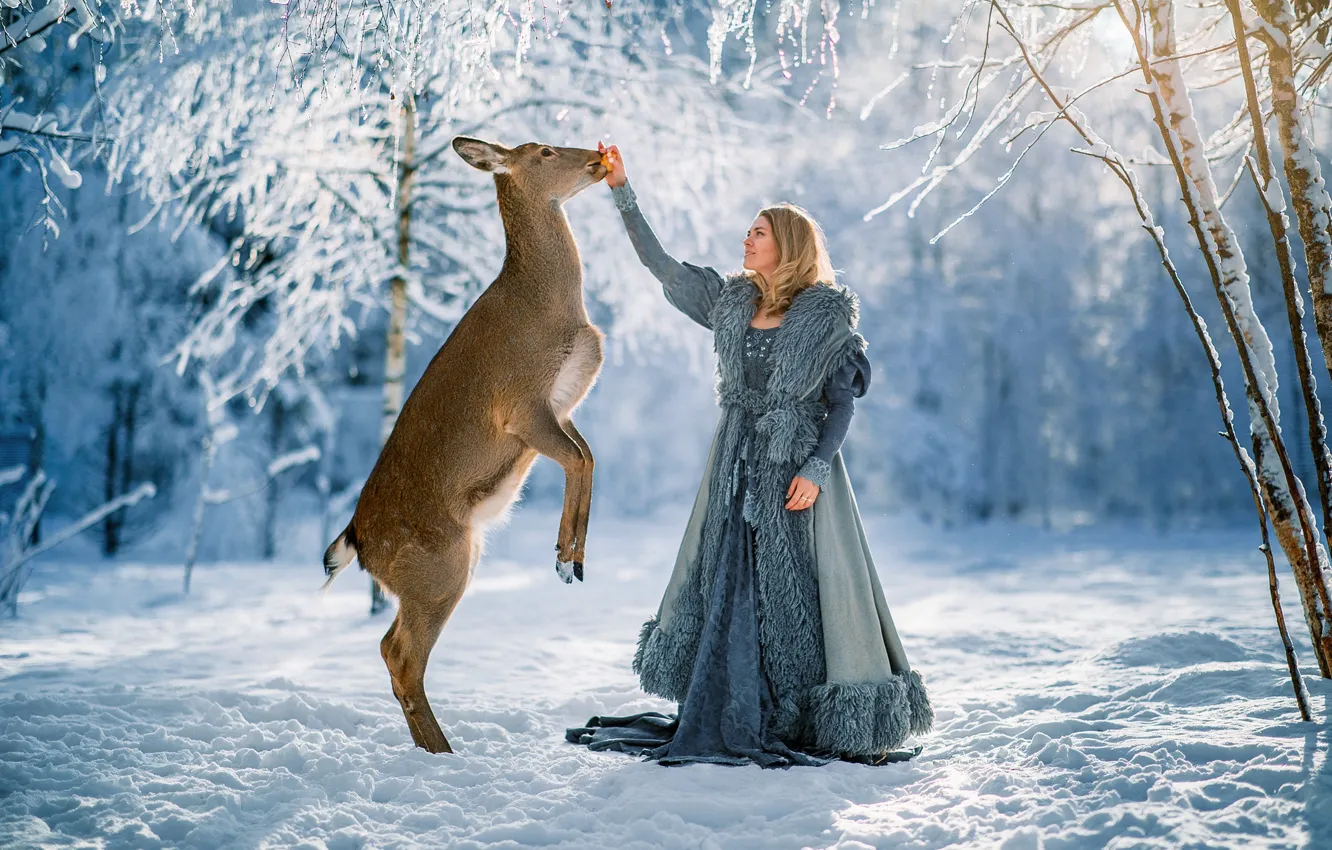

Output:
xmin=566 ymin=143 xmax=933 ymax=767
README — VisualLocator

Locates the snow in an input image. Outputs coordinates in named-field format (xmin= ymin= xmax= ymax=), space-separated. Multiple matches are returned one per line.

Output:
xmin=1261 ymin=177 xmax=1288 ymax=216
xmin=1 ymin=506 xmax=1325 ymax=849
xmin=47 ymin=152 xmax=81 ymax=190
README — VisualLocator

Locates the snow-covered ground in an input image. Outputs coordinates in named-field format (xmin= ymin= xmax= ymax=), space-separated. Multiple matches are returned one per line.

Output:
xmin=1 ymin=505 xmax=1327 ymax=849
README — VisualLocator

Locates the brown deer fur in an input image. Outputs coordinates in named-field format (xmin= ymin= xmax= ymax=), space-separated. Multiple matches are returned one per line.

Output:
xmin=322 ymin=137 xmax=608 ymax=753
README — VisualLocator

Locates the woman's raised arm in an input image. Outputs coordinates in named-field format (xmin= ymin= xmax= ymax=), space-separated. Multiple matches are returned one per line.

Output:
xmin=599 ymin=144 xmax=723 ymax=330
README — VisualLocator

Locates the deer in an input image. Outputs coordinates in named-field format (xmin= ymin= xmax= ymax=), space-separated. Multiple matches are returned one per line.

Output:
xmin=321 ymin=136 xmax=609 ymax=753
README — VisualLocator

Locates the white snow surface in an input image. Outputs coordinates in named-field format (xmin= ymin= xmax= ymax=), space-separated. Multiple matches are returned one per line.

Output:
xmin=2 ymin=507 xmax=1329 ymax=849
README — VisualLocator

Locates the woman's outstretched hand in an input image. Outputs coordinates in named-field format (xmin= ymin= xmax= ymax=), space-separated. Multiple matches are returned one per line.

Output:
xmin=598 ymin=141 xmax=627 ymax=189
xmin=786 ymin=476 xmax=820 ymax=511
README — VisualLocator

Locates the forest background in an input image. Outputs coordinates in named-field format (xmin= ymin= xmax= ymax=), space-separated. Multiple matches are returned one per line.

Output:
xmin=3 ymin=0 xmax=1330 ymax=589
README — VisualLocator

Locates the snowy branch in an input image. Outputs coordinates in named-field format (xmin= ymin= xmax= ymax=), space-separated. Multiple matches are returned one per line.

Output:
xmin=0 ymin=472 xmax=156 ymax=614
xmin=202 ymin=443 xmax=321 ymax=505
xmin=0 ymin=0 xmax=75 ymax=56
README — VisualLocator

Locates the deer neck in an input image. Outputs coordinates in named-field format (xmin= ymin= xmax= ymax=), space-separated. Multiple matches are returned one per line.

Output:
xmin=495 ymin=179 xmax=585 ymax=309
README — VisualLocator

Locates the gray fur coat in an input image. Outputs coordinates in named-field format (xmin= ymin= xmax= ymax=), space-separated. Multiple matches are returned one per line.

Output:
xmin=633 ymin=275 xmax=934 ymax=756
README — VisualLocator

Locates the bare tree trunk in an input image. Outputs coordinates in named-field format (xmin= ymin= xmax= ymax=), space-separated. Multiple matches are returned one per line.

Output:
xmin=23 ymin=376 xmax=46 ymax=546
xmin=105 ymin=192 xmax=132 ymax=557
xmin=371 ymin=94 xmax=417 ymax=615
xmin=101 ymin=378 xmax=139 ymax=556
xmin=103 ymin=380 xmax=123 ymax=556
xmin=381 ymin=98 xmax=416 ymax=450
xmin=1126 ymin=0 xmax=1332 ymax=673
xmin=1254 ymin=0 xmax=1332 ymax=380
xmin=1265 ymin=532 xmax=1314 ymax=720
xmin=318 ymin=422 xmax=336 ymax=548
xmin=120 ymin=382 xmax=139 ymax=525
xmin=183 ymin=427 xmax=216 ymax=595
xmin=264 ymin=397 xmax=285 ymax=559
xmin=979 ymin=335 xmax=999 ymax=521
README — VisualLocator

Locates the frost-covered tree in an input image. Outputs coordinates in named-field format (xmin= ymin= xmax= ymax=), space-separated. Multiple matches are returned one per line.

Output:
xmin=1 ymin=0 xmax=109 ymax=232
xmin=0 ymin=0 xmax=162 ymax=233
xmin=106 ymin=0 xmax=793 ymax=606
xmin=111 ymin=0 xmax=785 ymax=400
xmin=0 ymin=163 xmax=215 ymax=552
xmin=1249 ymin=0 xmax=1332 ymax=386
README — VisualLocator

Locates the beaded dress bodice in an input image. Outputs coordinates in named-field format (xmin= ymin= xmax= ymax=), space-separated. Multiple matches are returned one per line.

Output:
xmin=742 ymin=325 xmax=781 ymax=390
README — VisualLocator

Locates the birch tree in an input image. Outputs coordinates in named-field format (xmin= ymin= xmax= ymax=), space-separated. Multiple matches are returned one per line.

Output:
xmin=1249 ymin=1 xmax=1332 ymax=382
xmin=1223 ymin=0 xmax=1332 ymax=671
xmin=858 ymin=0 xmax=1332 ymax=710
xmin=1128 ymin=0 xmax=1332 ymax=674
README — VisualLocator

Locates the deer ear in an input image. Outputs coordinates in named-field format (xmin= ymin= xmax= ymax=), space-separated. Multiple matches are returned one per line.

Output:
xmin=452 ymin=136 xmax=511 ymax=173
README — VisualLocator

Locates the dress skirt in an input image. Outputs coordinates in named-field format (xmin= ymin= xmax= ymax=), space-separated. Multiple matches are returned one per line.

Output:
xmin=567 ymin=454 xmax=828 ymax=766
xmin=565 ymin=451 xmax=925 ymax=767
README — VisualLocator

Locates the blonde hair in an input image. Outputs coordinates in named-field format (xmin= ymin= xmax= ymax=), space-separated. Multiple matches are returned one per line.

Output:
xmin=746 ymin=203 xmax=837 ymax=314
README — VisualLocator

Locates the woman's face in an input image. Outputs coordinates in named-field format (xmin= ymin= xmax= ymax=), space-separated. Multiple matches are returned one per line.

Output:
xmin=743 ymin=215 xmax=779 ymax=281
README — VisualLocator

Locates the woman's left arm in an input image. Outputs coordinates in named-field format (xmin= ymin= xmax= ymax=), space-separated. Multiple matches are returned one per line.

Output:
xmin=795 ymin=351 xmax=872 ymax=490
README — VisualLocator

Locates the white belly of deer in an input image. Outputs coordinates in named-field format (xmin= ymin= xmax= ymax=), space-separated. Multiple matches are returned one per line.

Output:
xmin=549 ymin=333 xmax=603 ymax=418
xmin=471 ymin=462 xmax=533 ymax=530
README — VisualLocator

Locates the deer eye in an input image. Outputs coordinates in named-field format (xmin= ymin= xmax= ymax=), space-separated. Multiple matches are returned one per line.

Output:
xmin=541 ymin=147 xmax=555 ymax=158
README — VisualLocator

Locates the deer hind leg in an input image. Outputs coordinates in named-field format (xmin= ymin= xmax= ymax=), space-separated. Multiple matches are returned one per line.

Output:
xmin=561 ymin=418 xmax=595 ymax=569
xmin=505 ymin=406 xmax=588 ymax=582
xmin=378 ymin=535 xmax=470 ymax=753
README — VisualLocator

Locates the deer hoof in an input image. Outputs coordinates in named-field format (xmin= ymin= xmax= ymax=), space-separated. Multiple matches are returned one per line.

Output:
xmin=555 ymin=559 xmax=577 ymax=584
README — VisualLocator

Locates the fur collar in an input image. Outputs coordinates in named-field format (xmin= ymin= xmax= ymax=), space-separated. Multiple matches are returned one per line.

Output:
xmin=711 ymin=277 xmax=863 ymax=400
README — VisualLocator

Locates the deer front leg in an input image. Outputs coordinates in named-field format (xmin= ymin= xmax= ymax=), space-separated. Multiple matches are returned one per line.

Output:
xmin=506 ymin=406 xmax=588 ymax=582
xmin=561 ymin=418 xmax=594 ymax=573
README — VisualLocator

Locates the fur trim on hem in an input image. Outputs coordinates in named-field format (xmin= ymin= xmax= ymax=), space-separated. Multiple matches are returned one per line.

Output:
xmin=633 ymin=616 xmax=699 ymax=703
xmin=806 ymin=671 xmax=935 ymax=756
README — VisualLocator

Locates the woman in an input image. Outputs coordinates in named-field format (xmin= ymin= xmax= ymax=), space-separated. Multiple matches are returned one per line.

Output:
xmin=566 ymin=143 xmax=933 ymax=767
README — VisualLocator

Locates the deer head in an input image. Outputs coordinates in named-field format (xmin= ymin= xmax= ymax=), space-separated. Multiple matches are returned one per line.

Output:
xmin=452 ymin=136 xmax=608 ymax=203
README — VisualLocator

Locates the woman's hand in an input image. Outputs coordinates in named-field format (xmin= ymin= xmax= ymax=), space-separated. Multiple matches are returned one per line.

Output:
xmin=598 ymin=141 xmax=627 ymax=189
xmin=785 ymin=476 xmax=820 ymax=511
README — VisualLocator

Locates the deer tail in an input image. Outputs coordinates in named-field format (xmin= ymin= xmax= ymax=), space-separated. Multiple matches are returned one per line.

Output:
xmin=321 ymin=522 xmax=359 ymax=590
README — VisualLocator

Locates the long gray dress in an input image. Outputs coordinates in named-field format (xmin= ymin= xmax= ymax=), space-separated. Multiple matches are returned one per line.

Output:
xmin=564 ymin=183 xmax=915 ymax=768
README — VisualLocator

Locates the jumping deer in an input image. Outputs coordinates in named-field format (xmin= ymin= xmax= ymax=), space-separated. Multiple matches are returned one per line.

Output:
xmin=322 ymin=136 xmax=608 ymax=753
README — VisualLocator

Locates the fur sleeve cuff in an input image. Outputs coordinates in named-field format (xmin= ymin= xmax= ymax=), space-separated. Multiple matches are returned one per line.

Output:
xmin=798 ymin=456 xmax=832 ymax=488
